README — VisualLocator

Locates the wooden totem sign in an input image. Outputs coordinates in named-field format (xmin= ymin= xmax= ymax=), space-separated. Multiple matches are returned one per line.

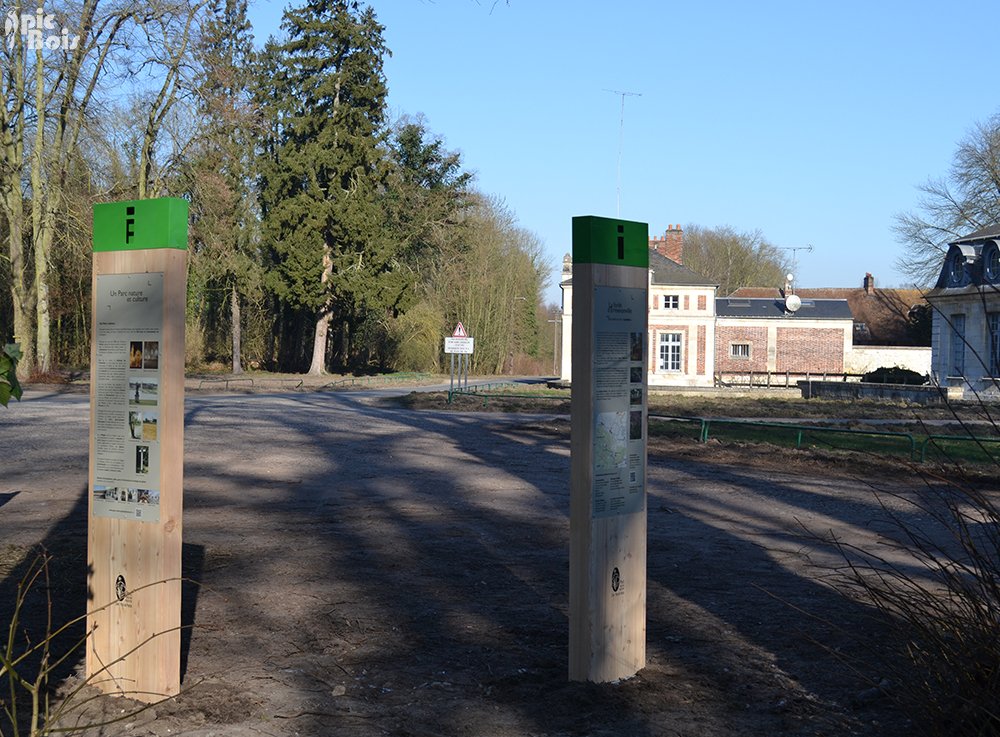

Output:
xmin=569 ymin=215 xmax=649 ymax=682
xmin=87 ymin=198 xmax=188 ymax=701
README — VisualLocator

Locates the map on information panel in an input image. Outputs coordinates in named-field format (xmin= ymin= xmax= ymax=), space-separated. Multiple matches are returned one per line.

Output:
xmin=590 ymin=285 xmax=646 ymax=519
xmin=594 ymin=411 xmax=628 ymax=471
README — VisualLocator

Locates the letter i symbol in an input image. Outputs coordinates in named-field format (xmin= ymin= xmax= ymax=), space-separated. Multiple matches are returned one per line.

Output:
xmin=125 ymin=206 xmax=135 ymax=244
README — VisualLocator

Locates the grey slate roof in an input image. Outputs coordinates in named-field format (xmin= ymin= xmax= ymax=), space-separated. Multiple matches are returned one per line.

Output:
xmin=560 ymin=249 xmax=717 ymax=287
xmin=926 ymin=225 xmax=1000 ymax=295
xmin=716 ymin=297 xmax=853 ymax=320
xmin=649 ymin=250 xmax=717 ymax=287
xmin=951 ymin=225 xmax=1000 ymax=244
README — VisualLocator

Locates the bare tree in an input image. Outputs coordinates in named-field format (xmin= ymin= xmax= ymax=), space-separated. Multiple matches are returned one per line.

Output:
xmin=133 ymin=0 xmax=204 ymax=198
xmin=1 ymin=0 xmax=204 ymax=374
xmin=895 ymin=113 xmax=1000 ymax=286
xmin=1 ymin=14 xmax=33 ymax=376
xmin=29 ymin=0 xmax=135 ymax=373
xmin=441 ymin=196 xmax=547 ymax=374
xmin=680 ymin=224 xmax=789 ymax=295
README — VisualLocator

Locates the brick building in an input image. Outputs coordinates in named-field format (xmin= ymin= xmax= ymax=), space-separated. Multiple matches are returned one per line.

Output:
xmin=715 ymin=295 xmax=854 ymax=377
xmin=559 ymin=225 xmax=926 ymax=386
xmin=730 ymin=274 xmax=929 ymax=347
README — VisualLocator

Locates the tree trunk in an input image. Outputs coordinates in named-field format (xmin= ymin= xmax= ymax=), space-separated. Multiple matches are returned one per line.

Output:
xmin=308 ymin=309 xmax=331 ymax=376
xmin=31 ymin=44 xmax=50 ymax=374
xmin=307 ymin=244 xmax=334 ymax=375
xmin=340 ymin=319 xmax=350 ymax=369
xmin=7 ymin=213 xmax=33 ymax=380
xmin=2 ymin=28 xmax=33 ymax=378
xmin=230 ymin=281 xmax=242 ymax=374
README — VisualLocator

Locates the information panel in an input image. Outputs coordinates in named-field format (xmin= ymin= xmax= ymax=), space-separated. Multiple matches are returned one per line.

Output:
xmin=591 ymin=285 xmax=646 ymax=518
xmin=92 ymin=273 xmax=163 ymax=522
xmin=569 ymin=214 xmax=648 ymax=683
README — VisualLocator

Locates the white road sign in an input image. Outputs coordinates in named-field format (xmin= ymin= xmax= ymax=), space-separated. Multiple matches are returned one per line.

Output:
xmin=444 ymin=337 xmax=474 ymax=354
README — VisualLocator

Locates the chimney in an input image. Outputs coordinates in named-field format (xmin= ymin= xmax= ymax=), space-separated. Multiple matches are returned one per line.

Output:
xmin=650 ymin=224 xmax=683 ymax=264
xmin=863 ymin=272 xmax=875 ymax=294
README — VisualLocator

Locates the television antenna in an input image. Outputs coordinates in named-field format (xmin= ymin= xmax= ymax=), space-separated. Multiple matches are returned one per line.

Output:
xmin=780 ymin=244 xmax=814 ymax=282
xmin=604 ymin=89 xmax=642 ymax=217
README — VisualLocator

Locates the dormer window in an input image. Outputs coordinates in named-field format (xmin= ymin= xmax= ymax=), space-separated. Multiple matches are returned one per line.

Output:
xmin=985 ymin=243 xmax=1000 ymax=283
xmin=948 ymin=251 xmax=966 ymax=285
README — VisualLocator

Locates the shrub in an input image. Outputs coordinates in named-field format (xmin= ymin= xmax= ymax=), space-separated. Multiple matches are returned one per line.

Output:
xmin=390 ymin=301 xmax=443 ymax=373
xmin=861 ymin=366 xmax=928 ymax=385
xmin=1 ymin=344 xmax=22 ymax=407
xmin=829 ymin=461 xmax=1000 ymax=735
xmin=2 ymin=551 xmax=184 ymax=735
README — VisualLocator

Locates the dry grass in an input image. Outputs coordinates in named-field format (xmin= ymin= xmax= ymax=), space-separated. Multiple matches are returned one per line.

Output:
xmin=827 ymin=476 xmax=1000 ymax=736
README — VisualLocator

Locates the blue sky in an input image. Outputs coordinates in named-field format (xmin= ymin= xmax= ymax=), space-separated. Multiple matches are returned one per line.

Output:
xmin=247 ymin=0 xmax=1000 ymax=303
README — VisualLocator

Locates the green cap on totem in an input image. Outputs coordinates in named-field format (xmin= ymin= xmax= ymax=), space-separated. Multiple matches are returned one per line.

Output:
xmin=93 ymin=198 xmax=189 ymax=252
xmin=572 ymin=216 xmax=649 ymax=268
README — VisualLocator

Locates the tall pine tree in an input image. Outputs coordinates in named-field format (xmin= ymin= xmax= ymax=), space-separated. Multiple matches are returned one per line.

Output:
xmin=260 ymin=0 xmax=389 ymax=374
xmin=187 ymin=0 xmax=261 ymax=373
xmin=380 ymin=120 xmax=473 ymax=370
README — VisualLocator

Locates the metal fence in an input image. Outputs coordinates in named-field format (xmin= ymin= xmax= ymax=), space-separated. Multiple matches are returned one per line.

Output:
xmin=326 ymin=372 xmax=433 ymax=389
xmin=715 ymin=371 xmax=863 ymax=388
xmin=650 ymin=415 xmax=1000 ymax=464
xmin=448 ymin=381 xmax=569 ymax=406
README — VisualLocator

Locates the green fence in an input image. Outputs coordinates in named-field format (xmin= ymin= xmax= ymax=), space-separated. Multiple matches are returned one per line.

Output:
xmin=919 ymin=434 xmax=1000 ymax=464
xmin=650 ymin=415 xmax=1000 ymax=464
xmin=197 ymin=376 xmax=258 ymax=390
xmin=651 ymin=416 xmax=917 ymax=458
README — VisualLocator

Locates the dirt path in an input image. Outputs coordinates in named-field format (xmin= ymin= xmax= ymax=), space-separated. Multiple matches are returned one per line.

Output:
xmin=0 ymin=391 xmax=927 ymax=736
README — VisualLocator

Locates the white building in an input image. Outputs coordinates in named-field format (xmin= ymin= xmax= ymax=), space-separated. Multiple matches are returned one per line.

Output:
xmin=560 ymin=241 xmax=718 ymax=388
xmin=926 ymin=227 xmax=1000 ymax=394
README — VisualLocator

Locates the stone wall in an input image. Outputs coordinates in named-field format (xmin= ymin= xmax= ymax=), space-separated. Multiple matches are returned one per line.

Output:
xmin=845 ymin=345 xmax=932 ymax=375
xmin=798 ymin=380 xmax=963 ymax=405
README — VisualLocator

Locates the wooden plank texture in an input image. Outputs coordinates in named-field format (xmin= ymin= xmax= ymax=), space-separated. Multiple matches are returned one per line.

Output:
xmin=569 ymin=261 xmax=647 ymax=682
xmin=86 ymin=247 xmax=185 ymax=701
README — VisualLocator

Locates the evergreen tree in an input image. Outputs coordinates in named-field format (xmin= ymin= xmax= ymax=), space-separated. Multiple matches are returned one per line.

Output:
xmin=381 ymin=120 xmax=473 ymax=370
xmin=260 ymin=0 xmax=389 ymax=374
xmin=385 ymin=118 xmax=473 ymax=269
xmin=186 ymin=0 xmax=262 ymax=373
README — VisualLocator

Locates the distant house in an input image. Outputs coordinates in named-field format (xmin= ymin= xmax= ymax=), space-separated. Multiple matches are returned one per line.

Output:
xmin=646 ymin=246 xmax=717 ymax=387
xmin=559 ymin=226 xmax=930 ymax=386
xmin=559 ymin=226 xmax=718 ymax=388
xmin=729 ymin=274 xmax=932 ymax=376
xmin=925 ymin=226 xmax=1000 ymax=394
xmin=715 ymin=295 xmax=854 ymax=377
xmin=730 ymin=274 xmax=929 ymax=347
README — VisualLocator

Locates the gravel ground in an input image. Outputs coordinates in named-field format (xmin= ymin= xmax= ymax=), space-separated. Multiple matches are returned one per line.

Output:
xmin=0 ymin=388 xmax=957 ymax=736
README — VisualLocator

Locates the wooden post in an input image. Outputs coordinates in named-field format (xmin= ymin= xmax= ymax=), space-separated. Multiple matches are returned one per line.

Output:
xmin=87 ymin=198 xmax=188 ymax=701
xmin=569 ymin=215 xmax=648 ymax=682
